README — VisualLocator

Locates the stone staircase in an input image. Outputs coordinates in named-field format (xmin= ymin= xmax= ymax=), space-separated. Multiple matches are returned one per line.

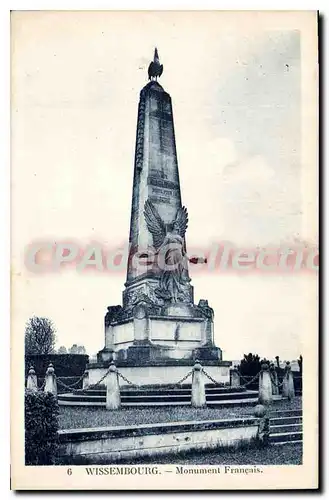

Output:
xmin=58 ymin=384 xmax=260 ymax=408
xmin=269 ymin=409 xmax=303 ymax=445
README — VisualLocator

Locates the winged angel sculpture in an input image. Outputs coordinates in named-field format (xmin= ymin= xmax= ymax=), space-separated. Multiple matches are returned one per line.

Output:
xmin=144 ymin=200 xmax=191 ymax=303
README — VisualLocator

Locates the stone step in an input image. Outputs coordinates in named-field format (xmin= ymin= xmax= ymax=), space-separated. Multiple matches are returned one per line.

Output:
xmin=206 ymin=398 xmax=259 ymax=407
xmin=269 ymin=430 xmax=303 ymax=444
xmin=207 ymin=391 xmax=258 ymax=401
xmin=269 ymin=409 xmax=302 ymax=418
xmin=268 ymin=410 xmax=303 ymax=447
xmin=58 ymin=390 xmax=258 ymax=405
xmin=270 ymin=416 xmax=302 ymax=426
xmin=272 ymin=440 xmax=303 ymax=446
xmin=78 ymin=386 xmax=245 ymax=397
xmin=270 ymin=423 xmax=302 ymax=434
xmin=58 ymin=397 xmax=260 ymax=408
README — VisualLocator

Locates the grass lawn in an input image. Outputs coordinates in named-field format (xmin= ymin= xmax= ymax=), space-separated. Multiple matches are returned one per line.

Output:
xmin=58 ymin=397 xmax=302 ymax=430
xmin=120 ymin=442 xmax=303 ymax=465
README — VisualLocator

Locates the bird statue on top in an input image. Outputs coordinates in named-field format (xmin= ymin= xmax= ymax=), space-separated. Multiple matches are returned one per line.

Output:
xmin=148 ymin=47 xmax=163 ymax=81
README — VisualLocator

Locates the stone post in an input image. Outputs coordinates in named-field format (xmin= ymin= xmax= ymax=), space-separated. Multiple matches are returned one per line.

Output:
xmin=282 ymin=362 xmax=295 ymax=400
xmin=258 ymin=362 xmax=273 ymax=405
xmin=269 ymin=363 xmax=279 ymax=396
xmin=106 ymin=361 xmax=121 ymax=410
xmin=191 ymin=360 xmax=206 ymax=408
xmin=44 ymin=363 xmax=57 ymax=396
xmin=254 ymin=404 xmax=270 ymax=446
xmin=26 ymin=366 xmax=38 ymax=391
xmin=82 ymin=370 xmax=89 ymax=390
xmin=230 ymin=367 xmax=240 ymax=387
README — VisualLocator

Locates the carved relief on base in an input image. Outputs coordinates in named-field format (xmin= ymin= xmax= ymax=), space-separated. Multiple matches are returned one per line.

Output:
xmin=123 ymin=281 xmax=164 ymax=309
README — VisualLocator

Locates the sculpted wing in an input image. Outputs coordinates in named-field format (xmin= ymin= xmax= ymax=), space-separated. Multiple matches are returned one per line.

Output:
xmin=144 ymin=200 xmax=166 ymax=249
xmin=174 ymin=206 xmax=188 ymax=238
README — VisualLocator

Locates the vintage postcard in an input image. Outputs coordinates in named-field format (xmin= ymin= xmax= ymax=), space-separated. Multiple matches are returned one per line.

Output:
xmin=11 ymin=10 xmax=318 ymax=490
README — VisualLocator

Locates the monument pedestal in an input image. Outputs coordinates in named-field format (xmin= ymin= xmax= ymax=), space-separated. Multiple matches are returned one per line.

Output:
xmin=90 ymin=293 xmax=230 ymax=385
xmin=88 ymin=360 xmax=231 ymax=387
xmin=98 ymin=341 xmax=222 ymax=365
xmin=96 ymin=294 xmax=222 ymax=365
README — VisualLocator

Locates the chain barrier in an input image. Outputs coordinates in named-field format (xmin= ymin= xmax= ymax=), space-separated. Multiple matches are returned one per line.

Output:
xmin=56 ymin=372 xmax=86 ymax=390
xmin=270 ymin=374 xmax=284 ymax=388
xmin=236 ymin=369 xmax=291 ymax=390
xmin=172 ymin=370 xmax=193 ymax=387
xmin=202 ymin=368 xmax=223 ymax=386
xmin=30 ymin=364 xmax=300 ymax=397
xmin=32 ymin=374 xmax=84 ymax=392
xmin=39 ymin=379 xmax=46 ymax=391
xmin=56 ymin=377 xmax=71 ymax=391
xmin=202 ymin=367 xmax=261 ymax=389
xmin=235 ymin=369 xmax=263 ymax=388
xmin=242 ymin=371 xmax=262 ymax=388
xmin=84 ymin=367 xmax=112 ymax=390
xmin=33 ymin=366 xmax=194 ymax=393
xmin=117 ymin=371 xmax=140 ymax=388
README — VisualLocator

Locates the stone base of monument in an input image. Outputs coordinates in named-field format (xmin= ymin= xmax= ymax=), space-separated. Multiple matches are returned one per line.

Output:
xmin=97 ymin=342 xmax=223 ymax=366
xmin=87 ymin=359 xmax=231 ymax=387
xmin=94 ymin=281 xmax=230 ymax=389
xmin=98 ymin=296 xmax=225 ymax=371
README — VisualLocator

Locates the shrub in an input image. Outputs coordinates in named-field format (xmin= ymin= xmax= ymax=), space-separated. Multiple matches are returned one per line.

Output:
xmin=238 ymin=353 xmax=262 ymax=376
xmin=25 ymin=390 xmax=59 ymax=465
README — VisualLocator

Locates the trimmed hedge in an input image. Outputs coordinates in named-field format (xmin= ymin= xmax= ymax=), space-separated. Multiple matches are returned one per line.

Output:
xmin=25 ymin=354 xmax=89 ymax=378
xmin=25 ymin=390 xmax=59 ymax=465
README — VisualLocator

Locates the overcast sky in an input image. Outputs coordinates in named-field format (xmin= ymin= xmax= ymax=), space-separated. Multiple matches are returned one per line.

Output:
xmin=11 ymin=11 xmax=317 ymax=360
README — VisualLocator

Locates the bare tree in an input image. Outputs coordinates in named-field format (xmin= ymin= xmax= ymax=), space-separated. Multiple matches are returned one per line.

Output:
xmin=25 ymin=316 xmax=57 ymax=355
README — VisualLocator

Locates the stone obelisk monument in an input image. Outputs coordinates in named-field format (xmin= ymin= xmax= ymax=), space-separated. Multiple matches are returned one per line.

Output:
xmin=92 ymin=49 xmax=230 ymax=385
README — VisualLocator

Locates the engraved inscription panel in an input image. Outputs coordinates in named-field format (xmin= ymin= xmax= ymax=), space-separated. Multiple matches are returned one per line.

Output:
xmin=149 ymin=185 xmax=177 ymax=204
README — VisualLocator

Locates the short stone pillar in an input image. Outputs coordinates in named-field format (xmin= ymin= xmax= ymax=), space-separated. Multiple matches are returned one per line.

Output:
xmin=82 ymin=370 xmax=89 ymax=390
xmin=230 ymin=367 xmax=240 ymax=387
xmin=282 ymin=362 xmax=295 ymax=400
xmin=44 ymin=363 xmax=57 ymax=396
xmin=106 ymin=361 xmax=121 ymax=410
xmin=26 ymin=366 xmax=38 ymax=391
xmin=258 ymin=362 xmax=273 ymax=405
xmin=191 ymin=360 xmax=206 ymax=408
xmin=269 ymin=363 xmax=279 ymax=396
xmin=254 ymin=404 xmax=270 ymax=445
